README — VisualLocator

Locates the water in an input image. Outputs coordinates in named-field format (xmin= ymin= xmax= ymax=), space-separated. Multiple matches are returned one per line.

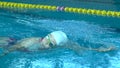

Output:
xmin=0 ymin=1 xmax=120 ymax=68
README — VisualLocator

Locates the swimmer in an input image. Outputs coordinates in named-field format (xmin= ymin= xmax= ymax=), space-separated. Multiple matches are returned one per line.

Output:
xmin=0 ymin=31 xmax=116 ymax=57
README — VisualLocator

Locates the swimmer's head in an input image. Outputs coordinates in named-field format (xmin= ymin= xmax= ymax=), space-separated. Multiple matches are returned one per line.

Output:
xmin=42 ymin=31 xmax=68 ymax=47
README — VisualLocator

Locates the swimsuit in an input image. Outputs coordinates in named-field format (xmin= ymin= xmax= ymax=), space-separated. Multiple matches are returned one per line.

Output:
xmin=0 ymin=37 xmax=16 ymax=47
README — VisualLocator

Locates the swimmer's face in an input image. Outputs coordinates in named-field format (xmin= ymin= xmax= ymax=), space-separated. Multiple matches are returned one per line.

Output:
xmin=41 ymin=34 xmax=56 ymax=48
xmin=48 ymin=34 xmax=56 ymax=45
xmin=41 ymin=39 xmax=49 ymax=48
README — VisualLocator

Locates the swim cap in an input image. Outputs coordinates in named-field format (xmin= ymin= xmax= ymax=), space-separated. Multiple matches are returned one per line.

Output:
xmin=48 ymin=31 xmax=68 ymax=45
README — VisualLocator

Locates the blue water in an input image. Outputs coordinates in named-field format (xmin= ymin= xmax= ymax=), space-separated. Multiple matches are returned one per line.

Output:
xmin=0 ymin=1 xmax=120 ymax=68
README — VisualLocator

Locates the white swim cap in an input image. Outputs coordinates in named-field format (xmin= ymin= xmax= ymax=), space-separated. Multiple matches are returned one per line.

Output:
xmin=49 ymin=31 xmax=68 ymax=45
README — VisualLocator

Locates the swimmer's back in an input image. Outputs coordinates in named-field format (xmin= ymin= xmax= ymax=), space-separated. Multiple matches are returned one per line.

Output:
xmin=16 ymin=37 xmax=44 ymax=51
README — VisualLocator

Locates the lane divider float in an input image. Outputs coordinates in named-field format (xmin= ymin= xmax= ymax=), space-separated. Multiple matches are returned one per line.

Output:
xmin=0 ymin=1 xmax=120 ymax=18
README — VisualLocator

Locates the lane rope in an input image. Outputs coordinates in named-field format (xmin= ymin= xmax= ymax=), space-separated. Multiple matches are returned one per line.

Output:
xmin=0 ymin=1 xmax=120 ymax=18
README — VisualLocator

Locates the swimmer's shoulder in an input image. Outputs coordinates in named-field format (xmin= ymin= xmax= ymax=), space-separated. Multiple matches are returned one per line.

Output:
xmin=17 ymin=37 xmax=42 ymax=44
xmin=19 ymin=37 xmax=41 ymax=41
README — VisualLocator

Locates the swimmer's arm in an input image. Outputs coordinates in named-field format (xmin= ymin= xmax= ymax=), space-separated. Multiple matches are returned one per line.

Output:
xmin=0 ymin=44 xmax=23 ymax=57
xmin=88 ymin=45 xmax=116 ymax=52
xmin=61 ymin=41 xmax=116 ymax=52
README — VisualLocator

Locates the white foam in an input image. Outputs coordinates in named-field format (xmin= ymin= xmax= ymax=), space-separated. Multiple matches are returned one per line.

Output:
xmin=31 ymin=59 xmax=54 ymax=68
xmin=109 ymin=52 xmax=120 ymax=68
xmin=9 ymin=58 xmax=29 ymax=68
xmin=8 ymin=56 xmax=91 ymax=68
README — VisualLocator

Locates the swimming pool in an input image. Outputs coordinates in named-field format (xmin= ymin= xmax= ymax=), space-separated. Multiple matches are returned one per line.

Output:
xmin=0 ymin=0 xmax=120 ymax=68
